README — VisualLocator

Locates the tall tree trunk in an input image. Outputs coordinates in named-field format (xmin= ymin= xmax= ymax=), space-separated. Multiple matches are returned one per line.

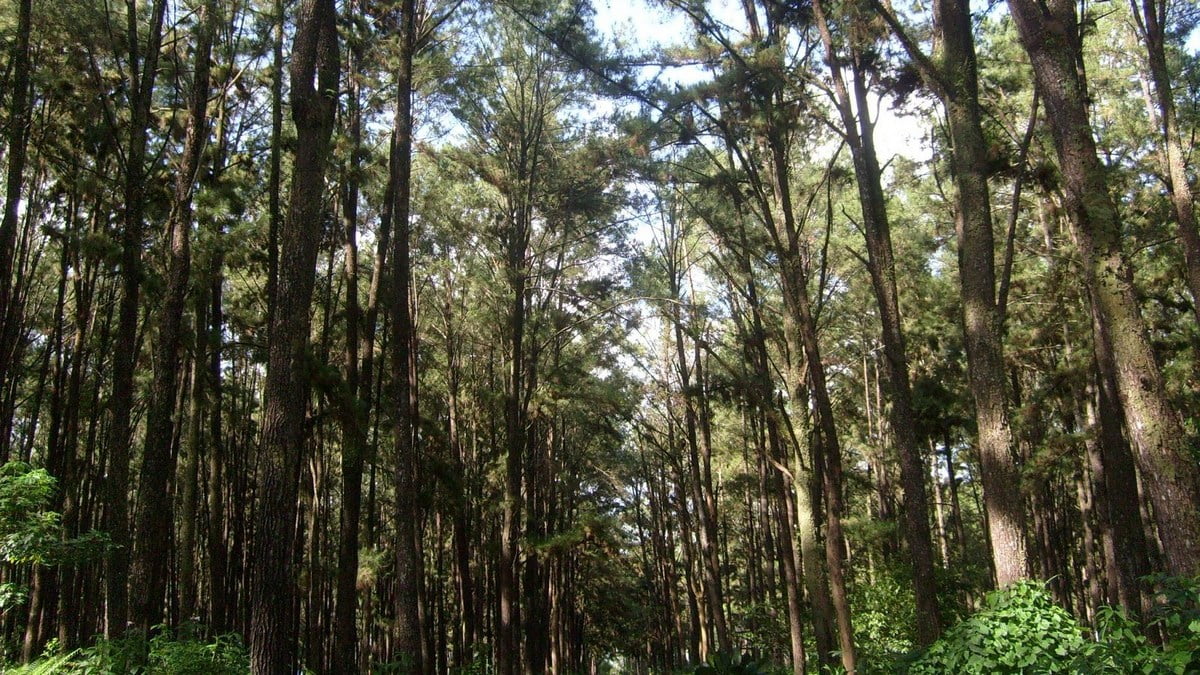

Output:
xmin=664 ymin=224 xmax=730 ymax=655
xmin=267 ymin=0 xmax=284 ymax=329
xmin=1007 ymin=0 xmax=1200 ymax=576
xmin=811 ymin=0 xmax=942 ymax=643
xmin=0 ymin=0 xmax=33 ymax=414
xmin=248 ymin=0 xmax=338 ymax=670
xmin=769 ymin=136 xmax=854 ymax=675
xmin=104 ymin=0 xmax=169 ymax=634
xmin=388 ymin=0 xmax=423 ymax=669
xmin=875 ymin=0 xmax=1031 ymax=586
xmin=334 ymin=3 xmax=366 ymax=664
xmin=178 ymin=310 xmax=203 ymax=622
xmin=1090 ymin=318 xmax=1152 ymax=619
xmin=1130 ymin=0 xmax=1200 ymax=326
xmin=130 ymin=0 xmax=216 ymax=632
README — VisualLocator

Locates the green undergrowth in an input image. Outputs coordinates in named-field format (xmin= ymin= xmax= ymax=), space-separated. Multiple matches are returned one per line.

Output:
xmin=903 ymin=578 xmax=1200 ymax=674
xmin=685 ymin=577 xmax=1199 ymax=674
xmin=9 ymin=627 xmax=248 ymax=674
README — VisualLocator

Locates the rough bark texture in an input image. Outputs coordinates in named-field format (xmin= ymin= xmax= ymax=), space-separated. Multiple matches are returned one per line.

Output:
xmin=1089 ymin=347 xmax=1151 ymax=620
xmin=1008 ymin=0 xmax=1200 ymax=576
xmin=811 ymin=0 xmax=942 ymax=643
xmin=104 ymin=0 xmax=169 ymax=634
xmin=874 ymin=0 xmax=1031 ymax=586
xmin=248 ymin=0 xmax=338 ymax=670
xmin=389 ymin=0 xmax=424 ymax=669
xmin=129 ymin=0 xmax=216 ymax=632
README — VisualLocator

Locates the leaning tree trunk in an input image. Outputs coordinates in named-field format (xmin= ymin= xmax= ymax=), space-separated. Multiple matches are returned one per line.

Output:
xmin=810 ymin=0 xmax=942 ymax=642
xmin=1008 ymin=0 xmax=1200 ymax=576
xmin=248 ymin=0 xmax=338 ymax=670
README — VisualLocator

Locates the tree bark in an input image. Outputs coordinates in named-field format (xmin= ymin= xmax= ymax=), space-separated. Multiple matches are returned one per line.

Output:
xmin=0 ymin=0 xmax=33 ymax=409
xmin=1007 ymin=0 xmax=1200 ymax=576
xmin=130 ymin=0 xmax=216 ymax=632
xmin=334 ymin=1 xmax=367 ymax=664
xmin=1129 ymin=0 xmax=1200 ymax=327
xmin=875 ymin=0 xmax=1032 ymax=586
xmin=104 ymin=0 xmax=169 ymax=634
xmin=248 ymin=0 xmax=338 ymax=670
xmin=388 ymin=0 xmax=423 ymax=669
xmin=811 ymin=0 xmax=942 ymax=643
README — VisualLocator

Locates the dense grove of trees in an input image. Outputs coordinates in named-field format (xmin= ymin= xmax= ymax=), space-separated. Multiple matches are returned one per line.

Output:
xmin=0 ymin=0 xmax=1198 ymax=672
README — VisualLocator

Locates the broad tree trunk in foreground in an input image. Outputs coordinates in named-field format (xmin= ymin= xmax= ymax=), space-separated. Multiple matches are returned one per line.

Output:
xmin=1008 ymin=0 xmax=1200 ymax=576
xmin=248 ymin=0 xmax=338 ymax=670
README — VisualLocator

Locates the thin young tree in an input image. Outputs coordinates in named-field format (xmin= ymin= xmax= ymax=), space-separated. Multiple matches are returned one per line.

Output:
xmin=129 ymin=0 xmax=218 ymax=633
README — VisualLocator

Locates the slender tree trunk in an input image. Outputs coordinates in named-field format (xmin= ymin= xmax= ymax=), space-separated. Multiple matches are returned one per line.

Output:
xmin=206 ymin=220 xmax=228 ymax=633
xmin=0 ymin=0 xmax=33 ymax=409
xmin=388 ymin=0 xmax=423 ymax=669
xmin=266 ymin=0 xmax=284 ymax=328
xmin=1130 ymin=0 xmax=1200 ymax=326
xmin=104 ymin=0 xmax=169 ymax=634
xmin=811 ymin=0 xmax=941 ymax=642
xmin=771 ymin=141 xmax=854 ymax=675
xmin=941 ymin=0 xmax=1029 ymax=588
xmin=665 ymin=230 xmax=730 ymax=655
xmin=334 ymin=3 xmax=367 ymax=664
xmin=178 ymin=310 xmax=204 ymax=622
xmin=130 ymin=0 xmax=216 ymax=632
xmin=1090 ymin=323 xmax=1152 ymax=620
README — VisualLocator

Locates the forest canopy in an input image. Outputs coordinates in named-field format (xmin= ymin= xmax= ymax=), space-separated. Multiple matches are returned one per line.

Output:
xmin=0 ymin=0 xmax=1199 ymax=672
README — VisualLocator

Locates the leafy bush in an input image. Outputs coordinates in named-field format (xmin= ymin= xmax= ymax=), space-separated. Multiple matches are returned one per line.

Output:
xmin=0 ymin=462 xmax=108 ymax=616
xmin=1074 ymin=575 xmax=1200 ymax=674
xmin=0 ymin=463 xmax=62 ymax=566
xmin=736 ymin=601 xmax=791 ymax=659
xmin=11 ymin=630 xmax=248 ymax=674
xmin=905 ymin=581 xmax=1087 ymax=674
xmin=902 ymin=578 xmax=1200 ymax=674
xmin=851 ymin=569 xmax=917 ymax=666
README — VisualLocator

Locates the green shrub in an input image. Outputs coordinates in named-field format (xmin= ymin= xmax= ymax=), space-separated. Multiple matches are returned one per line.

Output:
xmin=852 ymin=569 xmax=917 ymax=666
xmin=12 ymin=630 xmax=248 ymax=674
xmin=0 ymin=462 xmax=108 ymax=617
xmin=1073 ymin=576 xmax=1200 ymax=674
xmin=906 ymin=581 xmax=1087 ymax=674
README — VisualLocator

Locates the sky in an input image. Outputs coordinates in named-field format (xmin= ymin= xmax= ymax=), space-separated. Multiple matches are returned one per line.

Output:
xmin=588 ymin=0 xmax=930 ymax=163
xmin=582 ymin=0 xmax=930 ymax=381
